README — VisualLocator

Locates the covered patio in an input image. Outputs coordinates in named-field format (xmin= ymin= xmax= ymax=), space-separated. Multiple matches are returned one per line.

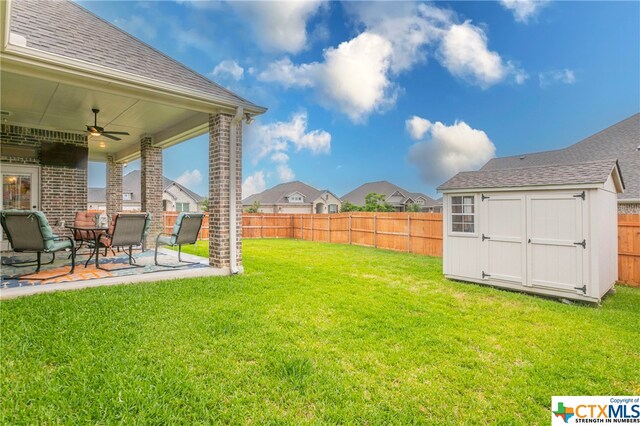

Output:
xmin=0 ymin=0 xmax=266 ymax=295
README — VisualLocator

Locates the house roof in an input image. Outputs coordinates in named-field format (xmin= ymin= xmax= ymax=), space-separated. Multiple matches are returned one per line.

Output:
xmin=243 ymin=181 xmax=334 ymax=205
xmin=481 ymin=113 xmax=639 ymax=200
xmin=89 ymin=170 xmax=204 ymax=203
xmin=8 ymin=0 xmax=263 ymax=112
xmin=438 ymin=159 xmax=624 ymax=192
xmin=341 ymin=181 xmax=440 ymax=207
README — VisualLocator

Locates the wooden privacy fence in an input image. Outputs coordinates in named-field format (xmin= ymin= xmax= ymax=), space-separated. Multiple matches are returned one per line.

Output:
xmin=161 ymin=212 xmax=640 ymax=286
xmin=244 ymin=212 xmax=443 ymax=257
xmin=618 ymin=214 xmax=640 ymax=287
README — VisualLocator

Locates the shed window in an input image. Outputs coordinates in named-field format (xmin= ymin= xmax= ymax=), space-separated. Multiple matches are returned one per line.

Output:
xmin=451 ymin=196 xmax=475 ymax=233
xmin=176 ymin=202 xmax=190 ymax=212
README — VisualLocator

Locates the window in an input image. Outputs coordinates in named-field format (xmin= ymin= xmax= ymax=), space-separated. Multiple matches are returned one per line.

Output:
xmin=451 ymin=195 xmax=475 ymax=233
xmin=329 ymin=204 xmax=338 ymax=214
xmin=289 ymin=195 xmax=303 ymax=203
xmin=417 ymin=199 xmax=424 ymax=204
xmin=176 ymin=202 xmax=190 ymax=212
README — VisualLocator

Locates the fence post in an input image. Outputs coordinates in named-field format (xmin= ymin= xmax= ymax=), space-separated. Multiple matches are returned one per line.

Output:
xmin=291 ymin=215 xmax=294 ymax=239
xmin=407 ymin=214 xmax=411 ymax=253
xmin=373 ymin=213 xmax=377 ymax=248
xmin=328 ymin=215 xmax=331 ymax=242
xmin=348 ymin=214 xmax=352 ymax=245
xmin=301 ymin=215 xmax=304 ymax=240
xmin=311 ymin=215 xmax=314 ymax=241
xmin=261 ymin=214 xmax=264 ymax=239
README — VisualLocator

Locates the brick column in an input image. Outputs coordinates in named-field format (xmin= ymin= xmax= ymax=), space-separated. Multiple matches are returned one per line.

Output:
xmin=208 ymin=113 xmax=242 ymax=270
xmin=106 ymin=154 xmax=122 ymax=218
xmin=140 ymin=136 xmax=163 ymax=247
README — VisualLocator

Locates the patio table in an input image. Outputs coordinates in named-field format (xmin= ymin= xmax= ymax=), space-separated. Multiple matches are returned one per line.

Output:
xmin=65 ymin=224 xmax=109 ymax=268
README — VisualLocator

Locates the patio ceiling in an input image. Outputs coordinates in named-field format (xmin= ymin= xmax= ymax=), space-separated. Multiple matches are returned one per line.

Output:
xmin=1 ymin=70 xmax=209 ymax=163
xmin=0 ymin=0 xmax=265 ymax=164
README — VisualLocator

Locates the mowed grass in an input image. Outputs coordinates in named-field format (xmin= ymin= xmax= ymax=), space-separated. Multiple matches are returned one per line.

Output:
xmin=1 ymin=240 xmax=639 ymax=424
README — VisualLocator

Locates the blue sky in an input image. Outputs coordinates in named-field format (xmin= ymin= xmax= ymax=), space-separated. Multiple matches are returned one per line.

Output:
xmin=84 ymin=0 xmax=640 ymax=199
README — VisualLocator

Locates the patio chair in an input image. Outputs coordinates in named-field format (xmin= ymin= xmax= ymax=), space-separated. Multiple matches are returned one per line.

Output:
xmin=95 ymin=213 xmax=148 ymax=271
xmin=0 ymin=210 xmax=75 ymax=279
xmin=154 ymin=212 xmax=204 ymax=267
xmin=72 ymin=211 xmax=100 ymax=253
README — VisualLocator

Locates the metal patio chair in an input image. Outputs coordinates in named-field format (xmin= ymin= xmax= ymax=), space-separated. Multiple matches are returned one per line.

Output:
xmin=71 ymin=211 xmax=100 ymax=254
xmin=95 ymin=213 xmax=148 ymax=271
xmin=0 ymin=210 xmax=75 ymax=279
xmin=154 ymin=212 xmax=204 ymax=267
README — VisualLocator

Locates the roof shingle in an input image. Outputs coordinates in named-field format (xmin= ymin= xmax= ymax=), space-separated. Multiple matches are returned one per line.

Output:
xmin=480 ymin=114 xmax=639 ymax=200
xmin=9 ymin=0 xmax=263 ymax=111
xmin=438 ymin=159 xmax=621 ymax=191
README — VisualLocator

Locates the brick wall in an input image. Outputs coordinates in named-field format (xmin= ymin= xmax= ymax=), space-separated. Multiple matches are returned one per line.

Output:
xmin=208 ymin=113 xmax=242 ymax=269
xmin=140 ymin=136 xmax=163 ymax=247
xmin=106 ymin=154 xmax=122 ymax=217
xmin=1 ymin=124 xmax=87 ymax=235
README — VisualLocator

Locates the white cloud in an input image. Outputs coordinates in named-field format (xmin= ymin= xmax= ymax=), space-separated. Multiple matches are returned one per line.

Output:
xmin=260 ymin=32 xmax=396 ymax=123
xmin=407 ymin=117 xmax=496 ymax=185
xmin=242 ymin=171 xmax=266 ymax=198
xmin=500 ymin=0 xmax=549 ymax=23
xmin=539 ymin=69 xmax=576 ymax=88
xmin=271 ymin=152 xmax=290 ymax=164
xmin=175 ymin=169 xmax=203 ymax=187
xmin=244 ymin=111 xmax=331 ymax=185
xmin=344 ymin=2 xmax=450 ymax=74
xmin=247 ymin=111 xmax=331 ymax=161
xmin=229 ymin=1 xmax=325 ymax=54
xmin=439 ymin=21 xmax=526 ymax=88
xmin=260 ymin=4 xmax=525 ymax=122
xmin=211 ymin=60 xmax=244 ymax=81
xmin=277 ymin=164 xmax=295 ymax=182
xmin=258 ymin=58 xmax=316 ymax=88
xmin=406 ymin=116 xmax=432 ymax=140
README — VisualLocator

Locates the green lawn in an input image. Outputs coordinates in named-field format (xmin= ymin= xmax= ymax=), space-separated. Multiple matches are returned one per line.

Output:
xmin=2 ymin=240 xmax=639 ymax=424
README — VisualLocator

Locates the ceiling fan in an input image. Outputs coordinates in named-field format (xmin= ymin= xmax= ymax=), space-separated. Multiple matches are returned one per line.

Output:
xmin=85 ymin=108 xmax=130 ymax=141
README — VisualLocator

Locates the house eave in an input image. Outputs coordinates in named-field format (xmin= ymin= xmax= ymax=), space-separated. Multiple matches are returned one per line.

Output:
xmin=438 ymin=182 xmax=610 ymax=194
xmin=0 ymin=45 xmax=267 ymax=116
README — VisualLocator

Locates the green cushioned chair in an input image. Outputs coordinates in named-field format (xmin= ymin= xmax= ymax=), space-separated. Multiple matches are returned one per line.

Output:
xmin=154 ymin=212 xmax=204 ymax=267
xmin=0 ymin=210 xmax=75 ymax=279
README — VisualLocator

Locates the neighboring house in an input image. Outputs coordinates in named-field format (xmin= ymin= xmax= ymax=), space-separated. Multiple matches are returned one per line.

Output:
xmin=481 ymin=113 xmax=640 ymax=213
xmin=243 ymin=181 xmax=342 ymax=214
xmin=88 ymin=170 xmax=204 ymax=212
xmin=341 ymin=181 xmax=442 ymax=212
xmin=1 ymin=0 xmax=265 ymax=271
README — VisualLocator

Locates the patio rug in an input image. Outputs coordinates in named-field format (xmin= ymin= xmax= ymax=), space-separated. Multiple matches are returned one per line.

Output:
xmin=1 ymin=250 xmax=207 ymax=289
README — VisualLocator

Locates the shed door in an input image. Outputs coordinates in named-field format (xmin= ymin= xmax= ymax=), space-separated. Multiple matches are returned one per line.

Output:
xmin=526 ymin=193 xmax=585 ymax=293
xmin=481 ymin=195 xmax=526 ymax=284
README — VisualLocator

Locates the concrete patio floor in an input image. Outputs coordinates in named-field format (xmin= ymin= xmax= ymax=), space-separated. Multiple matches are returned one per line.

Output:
xmin=0 ymin=248 xmax=229 ymax=300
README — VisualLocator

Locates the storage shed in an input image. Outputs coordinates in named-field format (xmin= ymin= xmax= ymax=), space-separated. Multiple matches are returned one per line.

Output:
xmin=437 ymin=159 xmax=624 ymax=303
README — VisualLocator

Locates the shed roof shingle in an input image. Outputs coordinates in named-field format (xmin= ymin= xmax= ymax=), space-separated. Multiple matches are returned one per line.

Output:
xmin=438 ymin=159 xmax=622 ymax=191
xmin=9 ymin=0 xmax=263 ymax=111
xmin=480 ymin=113 xmax=639 ymax=200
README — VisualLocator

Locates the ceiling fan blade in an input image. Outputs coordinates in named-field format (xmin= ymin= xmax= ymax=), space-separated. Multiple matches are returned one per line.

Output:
xmin=101 ymin=131 xmax=130 ymax=135
xmin=101 ymin=133 xmax=121 ymax=141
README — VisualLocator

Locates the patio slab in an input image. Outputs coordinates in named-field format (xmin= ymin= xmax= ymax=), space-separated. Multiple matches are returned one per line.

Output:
xmin=0 ymin=248 xmax=231 ymax=300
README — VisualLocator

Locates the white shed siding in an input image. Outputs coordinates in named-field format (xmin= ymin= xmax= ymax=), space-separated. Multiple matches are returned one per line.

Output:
xmin=442 ymin=184 xmax=618 ymax=303
xmin=596 ymin=176 xmax=619 ymax=298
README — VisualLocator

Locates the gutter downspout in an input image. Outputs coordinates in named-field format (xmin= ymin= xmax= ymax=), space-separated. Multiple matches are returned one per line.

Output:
xmin=229 ymin=106 xmax=244 ymax=274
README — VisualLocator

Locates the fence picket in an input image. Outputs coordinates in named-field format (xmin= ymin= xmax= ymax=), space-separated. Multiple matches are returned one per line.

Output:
xmin=161 ymin=211 xmax=640 ymax=286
